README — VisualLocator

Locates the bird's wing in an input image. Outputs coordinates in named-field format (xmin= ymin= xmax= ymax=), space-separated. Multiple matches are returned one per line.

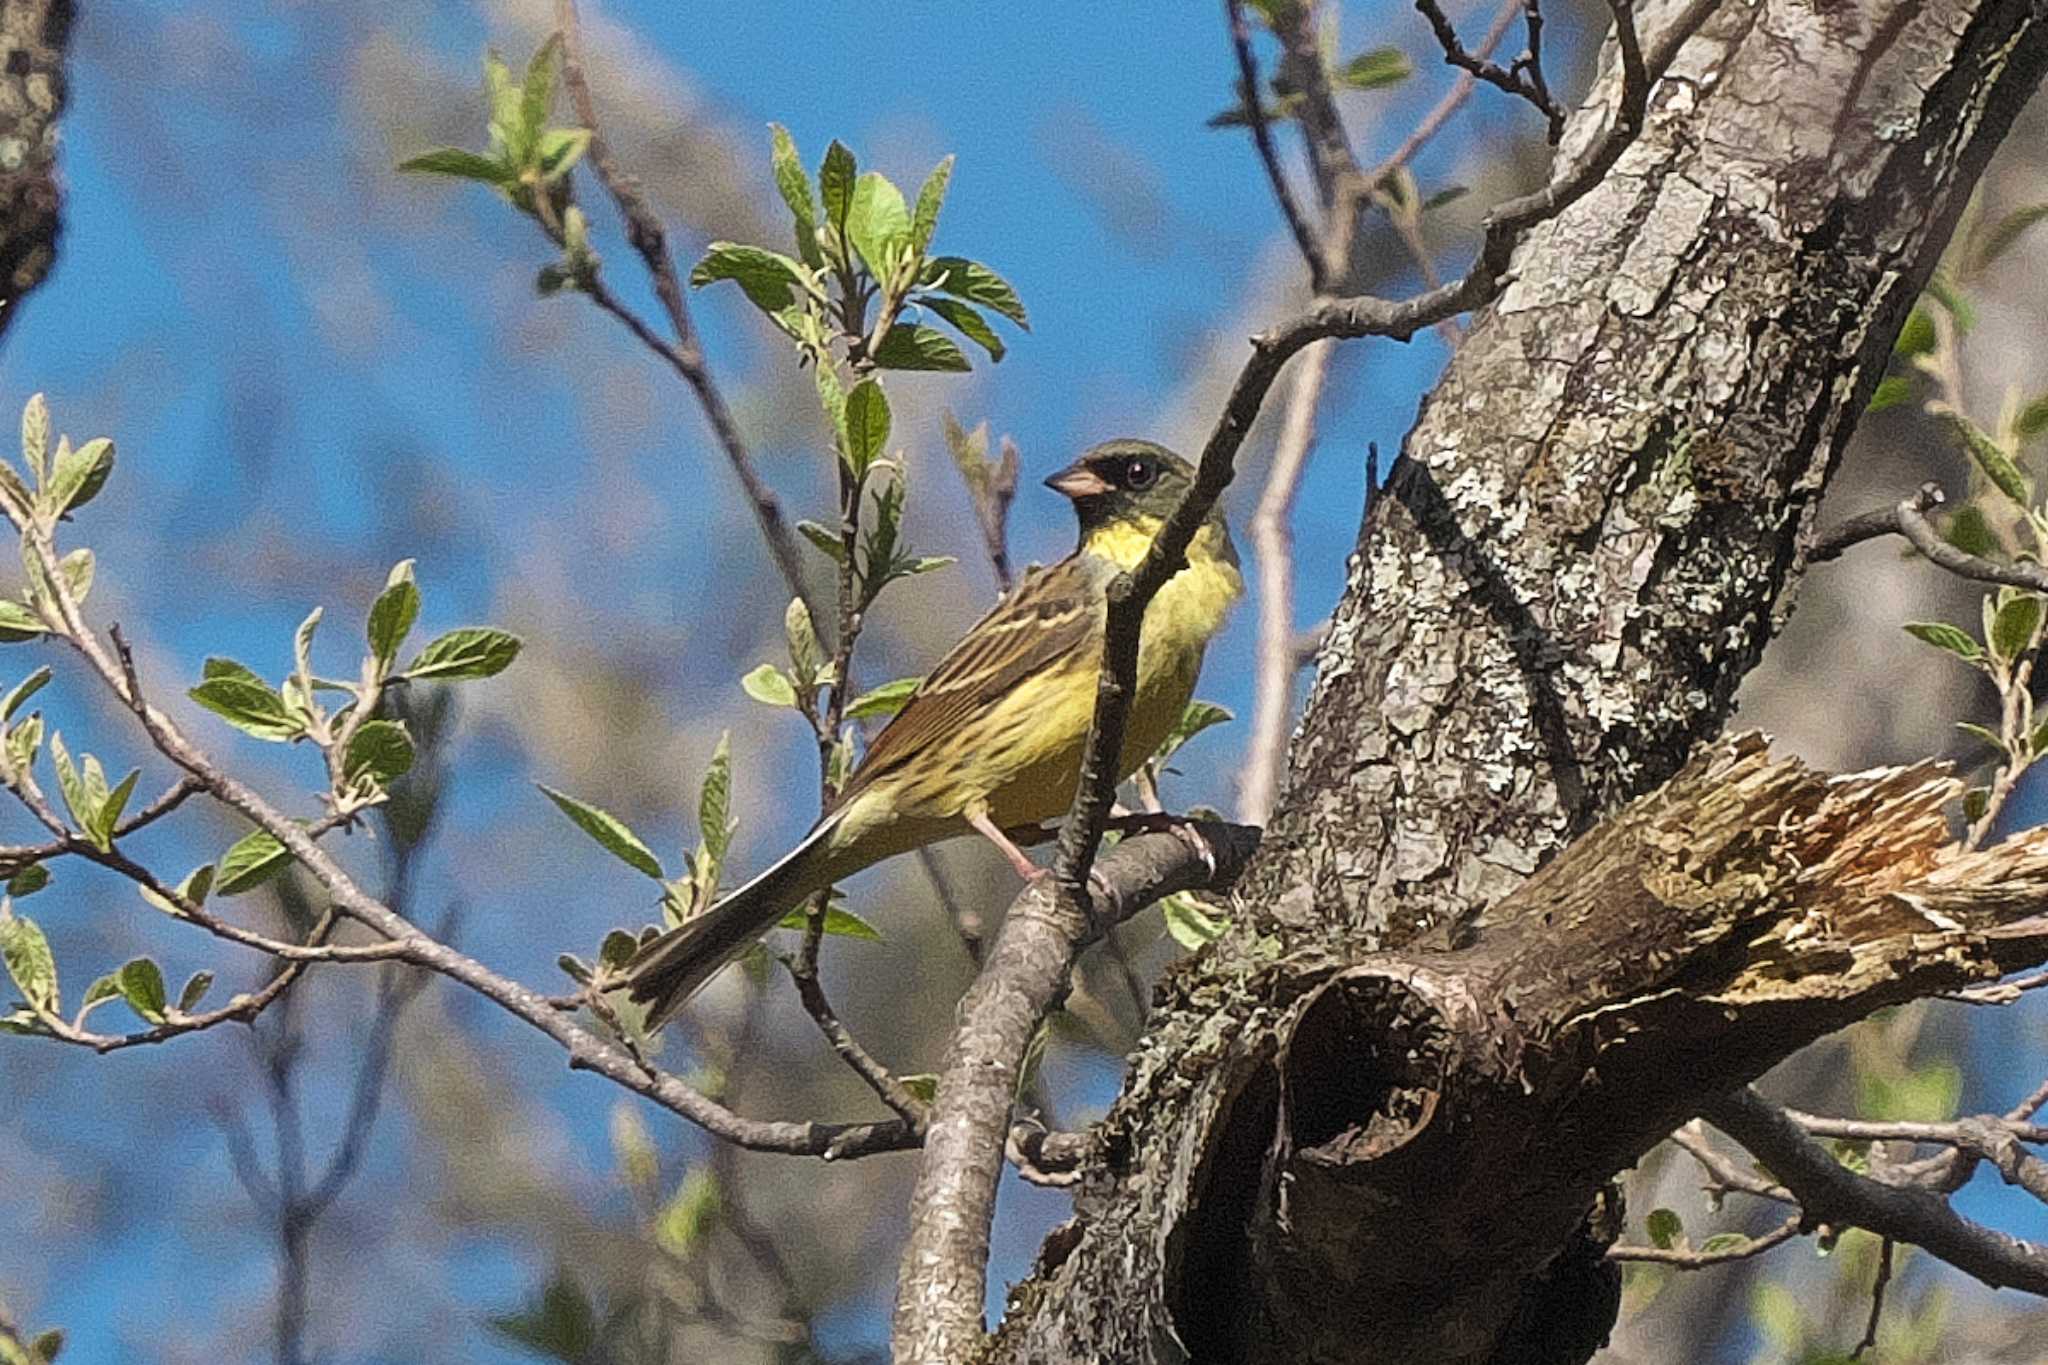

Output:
xmin=832 ymin=554 xmax=1105 ymax=810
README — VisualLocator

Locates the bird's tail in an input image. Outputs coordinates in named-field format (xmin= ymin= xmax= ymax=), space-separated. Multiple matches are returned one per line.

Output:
xmin=623 ymin=812 xmax=846 ymax=1033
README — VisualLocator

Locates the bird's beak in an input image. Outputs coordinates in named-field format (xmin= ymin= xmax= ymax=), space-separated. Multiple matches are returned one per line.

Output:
xmin=1044 ymin=462 xmax=1112 ymax=499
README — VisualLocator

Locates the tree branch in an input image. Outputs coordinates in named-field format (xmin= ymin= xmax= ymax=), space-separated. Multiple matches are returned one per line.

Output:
xmin=550 ymin=0 xmax=814 ymax=614
xmin=893 ymin=821 xmax=1261 ymax=1360
xmin=1704 ymin=1088 xmax=2048 ymax=1294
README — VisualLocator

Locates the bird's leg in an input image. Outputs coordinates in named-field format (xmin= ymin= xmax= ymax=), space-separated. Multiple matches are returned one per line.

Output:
xmin=966 ymin=807 xmax=1046 ymax=881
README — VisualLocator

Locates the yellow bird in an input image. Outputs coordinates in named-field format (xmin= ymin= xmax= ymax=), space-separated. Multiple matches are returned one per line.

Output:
xmin=624 ymin=439 xmax=1242 ymax=1030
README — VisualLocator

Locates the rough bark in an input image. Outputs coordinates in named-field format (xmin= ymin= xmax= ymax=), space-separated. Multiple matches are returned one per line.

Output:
xmin=0 ymin=0 xmax=68 ymax=344
xmin=982 ymin=0 xmax=2048 ymax=1358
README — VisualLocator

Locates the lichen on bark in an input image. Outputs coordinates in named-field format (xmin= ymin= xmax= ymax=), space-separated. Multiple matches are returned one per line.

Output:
xmin=980 ymin=0 xmax=2048 ymax=1358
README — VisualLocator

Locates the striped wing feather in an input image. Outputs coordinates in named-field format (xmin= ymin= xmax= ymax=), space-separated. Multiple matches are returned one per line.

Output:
xmin=831 ymin=555 xmax=1102 ymax=811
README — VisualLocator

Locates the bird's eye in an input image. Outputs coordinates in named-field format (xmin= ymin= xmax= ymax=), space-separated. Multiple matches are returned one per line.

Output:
xmin=1124 ymin=458 xmax=1157 ymax=490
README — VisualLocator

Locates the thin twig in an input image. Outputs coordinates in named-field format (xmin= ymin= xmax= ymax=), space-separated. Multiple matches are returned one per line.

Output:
xmin=1703 ymin=1088 xmax=2048 ymax=1294
xmin=1414 ymin=0 xmax=1563 ymax=139
xmin=1226 ymin=0 xmax=1327 ymax=290
xmin=1607 ymin=1214 xmax=1803 ymax=1266
xmin=1366 ymin=0 xmax=1524 ymax=189
xmin=784 ymin=954 xmax=930 ymax=1126
xmin=1852 ymin=1237 xmax=1895 ymax=1359
xmin=551 ymin=0 xmax=813 ymax=614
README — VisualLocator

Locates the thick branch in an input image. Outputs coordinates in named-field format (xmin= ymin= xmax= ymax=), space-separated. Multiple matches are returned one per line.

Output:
xmin=893 ymin=821 xmax=1261 ymax=1361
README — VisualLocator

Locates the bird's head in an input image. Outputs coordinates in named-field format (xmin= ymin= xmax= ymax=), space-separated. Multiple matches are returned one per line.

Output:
xmin=1044 ymin=439 xmax=1201 ymax=541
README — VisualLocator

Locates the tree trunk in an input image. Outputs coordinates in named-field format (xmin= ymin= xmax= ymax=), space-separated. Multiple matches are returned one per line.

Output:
xmin=983 ymin=0 xmax=2048 ymax=1358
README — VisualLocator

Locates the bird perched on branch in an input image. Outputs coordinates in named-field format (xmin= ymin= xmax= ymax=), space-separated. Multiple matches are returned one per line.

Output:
xmin=623 ymin=439 xmax=1241 ymax=1030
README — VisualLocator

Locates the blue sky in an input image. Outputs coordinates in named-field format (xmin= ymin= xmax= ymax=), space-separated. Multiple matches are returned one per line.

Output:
xmin=2 ymin=1 xmax=2042 ymax=1361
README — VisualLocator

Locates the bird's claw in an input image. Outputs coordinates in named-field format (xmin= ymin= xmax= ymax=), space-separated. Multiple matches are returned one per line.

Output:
xmin=1104 ymin=811 xmax=1217 ymax=876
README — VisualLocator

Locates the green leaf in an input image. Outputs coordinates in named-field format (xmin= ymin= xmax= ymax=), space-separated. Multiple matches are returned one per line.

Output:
xmin=1992 ymin=594 xmax=2044 ymax=662
xmin=698 ymin=731 xmax=734 ymax=868
xmin=873 ymin=325 xmax=971 ymax=373
xmin=1902 ymin=620 xmax=1983 ymax=662
xmin=912 ymin=154 xmax=954 ymax=254
xmin=1154 ymin=700 xmax=1234 ymax=767
xmin=1337 ymin=46 xmax=1412 ymax=90
xmin=141 ymin=862 xmax=217 ymax=916
xmin=405 ymin=627 xmax=522 ymax=681
xmin=78 ymin=972 xmax=118 ymax=1017
xmin=842 ymin=379 xmax=891 ymax=474
xmin=89 ymin=767 xmax=139 ymax=851
xmin=189 ymin=676 xmax=301 ymax=742
xmin=796 ymin=519 xmax=848 ymax=564
xmin=1926 ymin=274 xmax=1976 ymax=333
xmin=46 ymin=435 xmax=113 ymax=515
xmin=846 ymin=676 xmax=922 ymax=721
xmin=20 ymin=392 xmax=47 ymax=486
xmin=0 ymin=907 xmax=57 ymax=1012
xmin=1861 ymin=1059 xmax=1962 ymax=1123
xmin=2015 ymin=393 xmax=2048 ymax=440
xmin=47 ymin=731 xmax=85 ymax=831
xmin=488 ymin=1271 xmax=599 ymax=1361
xmin=818 ymin=140 xmax=858 ymax=233
xmin=1963 ymin=786 xmax=1992 ymax=823
xmin=1945 ymin=411 xmax=2031 ymax=506
xmin=535 ymin=127 xmax=590 ymax=181
xmin=921 ymin=296 xmax=1005 ymax=362
xmin=1893 ymin=306 xmax=1936 ymax=358
xmin=557 ymin=952 xmax=593 ymax=985
xmin=1956 ymin=720 xmax=2007 ymax=754
xmin=178 ymin=970 xmax=214 ymax=1012
xmin=55 ymin=547 xmax=92 ymax=606
xmin=1161 ymin=893 xmax=1229 ymax=950
xmin=344 ymin=719 xmax=416 ymax=786
xmin=6 ymin=863 xmax=48 ymax=898
xmin=769 ymin=124 xmax=823 ymax=268
xmin=740 ymin=663 xmax=799 ymax=708
xmin=217 ymin=830 xmax=292 ymax=895
xmin=396 ymin=147 xmax=516 ymax=186
xmin=27 ymin=1329 xmax=61 ymax=1364
xmin=899 ymin=1073 xmax=939 ymax=1105
xmin=847 ymin=171 xmax=913 ymax=277
xmin=654 ymin=1167 xmax=721 ymax=1259
xmin=1697 ymin=1232 xmax=1749 ymax=1255
xmin=1645 ymin=1207 xmax=1683 ymax=1250
xmin=202 ymin=657 xmax=266 ymax=687
xmin=520 ymin=32 xmax=562 ymax=148
xmin=1977 ymin=202 xmax=2048 ymax=272
xmin=598 ymin=927 xmax=639 ymax=971
xmin=1420 ymin=185 xmax=1469 ymax=212
xmin=1 ymin=666 xmax=50 ymax=723
xmin=775 ymin=905 xmax=882 ymax=940
xmin=117 ymin=956 xmax=167 ymax=1024
xmin=368 ymin=560 xmax=420 ymax=670
xmin=538 ymin=785 xmax=665 ymax=880
xmin=1865 ymin=374 xmax=1914 ymax=414
xmin=920 ymin=256 xmax=1027 ymax=327
xmin=1943 ymin=504 xmax=1998 ymax=557
xmin=6 ymin=713 xmax=40 ymax=774
xmin=688 ymin=242 xmax=809 ymax=313
xmin=0 ymin=599 xmax=47 ymax=642
xmin=784 ymin=598 xmax=825 ymax=687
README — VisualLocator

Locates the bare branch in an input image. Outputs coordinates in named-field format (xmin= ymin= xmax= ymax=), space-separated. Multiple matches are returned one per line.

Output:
xmin=550 ymin=0 xmax=813 ymax=615
xmin=1366 ymin=0 xmax=1524 ymax=188
xmin=1242 ymin=337 xmax=1333 ymax=825
xmin=1853 ymin=1237 xmax=1896 ymax=1359
xmin=1225 ymin=0 xmax=1327 ymax=289
xmin=1415 ymin=0 xmax=1564 ymax=140
xmin=1813 ymin=481 xmax=2048 ymax=594
xmin=895 ymin=821 xmax=1261 ymax=1360
xmin=784 ymin=953 xmax=930 ymax=1127
xmin=1607 ymin=1213 xmax=1802 ymax=1266
xmin=1703 ymin=1088 xmax=2048 ymax=1294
